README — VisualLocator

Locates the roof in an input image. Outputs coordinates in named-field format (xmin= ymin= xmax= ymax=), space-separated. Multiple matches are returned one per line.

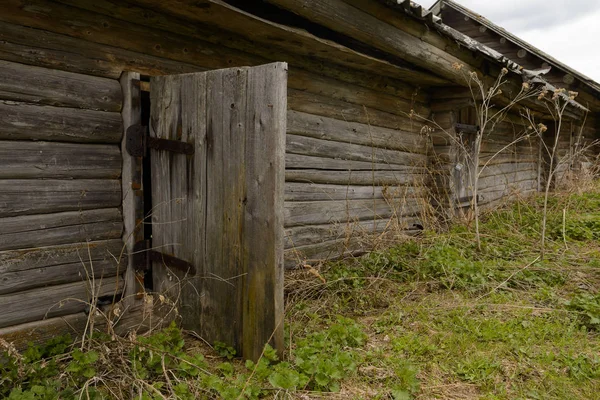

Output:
xmin=429 ymin=0 xmax=600 ymax=95
xmin=376 ymin=0 xmax=587 ymax=110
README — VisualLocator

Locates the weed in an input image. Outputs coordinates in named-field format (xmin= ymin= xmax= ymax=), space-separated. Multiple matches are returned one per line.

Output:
xmin=565 ymin=292 xmax=600 ymax=329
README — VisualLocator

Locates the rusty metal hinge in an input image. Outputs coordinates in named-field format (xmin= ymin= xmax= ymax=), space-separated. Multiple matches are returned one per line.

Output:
xmin=133 ymin=240 xmax=196 ymax=275
xmin=126 ymin=124 xmax=194 ymax=157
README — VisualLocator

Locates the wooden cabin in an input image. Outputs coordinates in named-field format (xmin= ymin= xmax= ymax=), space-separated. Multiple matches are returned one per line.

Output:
xmin=1 ymin=0 xmax=599 ymax=355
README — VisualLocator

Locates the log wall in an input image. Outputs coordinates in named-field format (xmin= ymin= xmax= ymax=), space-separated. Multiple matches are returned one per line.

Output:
xmin=0 ymin=0 xmax=596 ymax=336
xmin=0 ymin=60 xmax=125 ymax=329
xmin=431 ymin=107 xmax=541 ymax=214
xmin=0 ymin=0 xmax=434 ymax=334
xmin=478 ymin=120 xmax=539 ymax=208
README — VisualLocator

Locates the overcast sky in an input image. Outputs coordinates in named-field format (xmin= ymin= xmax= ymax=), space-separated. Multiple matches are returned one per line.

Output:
xmin=418 ymin=0 xmax=600 ymax=83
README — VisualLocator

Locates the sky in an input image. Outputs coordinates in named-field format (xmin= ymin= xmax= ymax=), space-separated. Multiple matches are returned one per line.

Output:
xmin=418 ymin=0 xmax=600 ymax=83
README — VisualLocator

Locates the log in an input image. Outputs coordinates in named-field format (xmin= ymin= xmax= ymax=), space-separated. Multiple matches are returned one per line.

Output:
xmin=286 ymin=154 xmax=415 ymax=171
xmin=284 ymin=198 xmax=422 ymax=227
xmin=0 ymin=179 xmax=121 ymax=217
xmin=0 ymin=208 xmax=122 ymax=251
xmin=344 ymin=0 xmax=480 ymax=65
xmin=0 ymin=239 xmax=124 ymax=295
xmin=0 ymin=101 xmax=123 ymax=143
xmin=285 ymin=169 xmax=427 ymax=186
xmin=0 ymin=276 xmax=123 ymax=328
xmin=0 ymin=60 xmax=121 ymax=111
xmin=62 ymin=0 xmax=448 ymax=86
xmin=478 ymin=171 xmax=537 ymax=190
xmin=286 ymin=134 xmax=427 ymax=167
xmin=0 ymin=16 xmax=436 ymax=109
xmin=0 ymin=299 xmax=165 ymax=351
xmin=284 ymin=237 xmax=365 ymax=268
xmin=0 ymin=21 xmax=200 ymax=79
xmin=288 ymin=89 xmax=424 ymax=132
xmin=284 ymin=216 xmax=422 ymax=248
xmin=287 ymin=110 xmax=427 ymax=154
xmin=0 ymin=141 xmax=121 ymax=179
xmin=284 ymin=182 xmax=425 ymax=202
xmin=478 ymin=162 xmax=537 ymax=178
xmin=288 ymin=69 xmax=430 ymax=117
xmin=263 ymin=0 xmax=475 ymax=85
xmin=0 ymin=0 xmax=260 ymax=74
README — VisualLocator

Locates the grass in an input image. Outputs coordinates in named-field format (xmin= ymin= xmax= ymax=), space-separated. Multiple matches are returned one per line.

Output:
xmin=2 ymin=184 xmax=600 ymax=399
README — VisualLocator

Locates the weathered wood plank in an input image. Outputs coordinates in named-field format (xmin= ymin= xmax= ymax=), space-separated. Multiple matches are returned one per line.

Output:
xmin=0 ymin=299 xmax=172 ymax=350
xmin=288 ymin=69 xmax=430 ymax=117
xmin=61 ymin=0 xmax=448 ymax=86
xmin=478 ymin=162 xmax=537 ymax=179
xmin=478 ymin=170 xmax=538 ymax=190
xmin=0 ymin=60 xmax=121 ymax=111
xmin=284 ymin=216 xmax=422 ymax=248
xmin=287 ymin=111 xmax=427 ymax=154
xmin=284 ymin=237 xmax=365 ymax=268
xmin=344 ymin=0 xmax=480 ymax=64
xmin=0 ymin=101 xmax=122 ymax=143
xmin=120 ymin=72 xmax=144 ymax=307
xmin=264 ymin=0 xmax=474 ymax=85
xmin=0 ymin=141 xmax=121 ymax=179
xmin=0 ymin=0 xmax=259 ymax=74
xmin=285 ymin=169 xmax=427 ymax=186
xmin=0 ymin=21 xmax=200 ymax=79
xmin=284 ymin=198 xmax=422 ymax=227
xmin=150 ymin=63 xmax=287 ymax=362
xmin=286 ymin=134 xmax=427 ymax=167
xmin=0 ymin=208 xmax=122 ymax=251
xmin=0 ymin=276 xmax=123 ymax=328
xmin=239 ymin=63 xmax=286 ymax=362
xmin=284 ymin=182 xmax=425 ymax=202
xmin=288 ymin=89 xmax=424 ymax=132
xmin=0 ymin=239 xmax=124 ymax=295
xmin=286 ymin=154 xmax=415 ymax=171
xmin=0 ymin=15 xmax=436 ymax=109
xmin=0 ymin=179 xmax=121 ymax=217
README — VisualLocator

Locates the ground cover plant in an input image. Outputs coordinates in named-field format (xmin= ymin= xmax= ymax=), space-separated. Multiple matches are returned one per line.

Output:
xmin=1 ymin=184 xmax=600 ymax=399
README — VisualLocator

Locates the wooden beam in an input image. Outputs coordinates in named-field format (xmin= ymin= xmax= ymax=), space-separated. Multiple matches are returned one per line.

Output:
xmin=120 ymin=72 xmax=145 ymax=308
xmin=0 ymin=101 xmax=123 ymax=143
xmin=0 ymin=276 xmax=123 ymax=328
xmin=284 ymin=216 xmax=422 ymax=249
xmin=0 ymin=299 xmax=166 ymax=350
xmin=0 ymin=59 xmax=122 ymax=111
xmin=0 ymin=208 xmax=123 ymax=251
xmin=0 ymin=21 xmax=200 ymax=79
xmin=0 ymin=239 xmax=124 ymax=295
xmin=287 ymin=111 xmax=427 ymax=154
xmin=286 ymin=134 xmax=428 ymax=167
xmin=0 ymin=179 xmax=121 ymax=217
xmin=288 ymin=89 xmax=424 ymax=132
xmin=0 ymin=141 xmax=121 ymax=179
xmin=284 ymin=182 xmax=425 ymax=202
xmin=64 ymin=0 xmax=448 ymax=86
xmin=286 ymin=154 xmax=423 ymax=171
xmin=285 ymin=169 xmax=427 ymax=186
xmin=284 ymin=198 xmax=422 ymax=227
xmin=263 ymin=0 xmax=476 ymax=85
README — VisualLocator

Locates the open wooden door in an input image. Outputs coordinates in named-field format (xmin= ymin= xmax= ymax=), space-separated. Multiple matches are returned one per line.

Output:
xmin=148 ymin=63 xmax=287 ymax=361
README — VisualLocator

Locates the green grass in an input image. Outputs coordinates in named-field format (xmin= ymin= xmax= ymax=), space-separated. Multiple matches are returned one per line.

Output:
xmin=2 ymin=185 xmax=600 ymax=399
xmin=285 ymin=184 xmax=600 ymax=399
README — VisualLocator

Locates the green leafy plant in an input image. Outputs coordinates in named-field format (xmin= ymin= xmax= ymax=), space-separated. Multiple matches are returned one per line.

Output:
xmin=565 ymin=293 xmax=600 ymax=329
